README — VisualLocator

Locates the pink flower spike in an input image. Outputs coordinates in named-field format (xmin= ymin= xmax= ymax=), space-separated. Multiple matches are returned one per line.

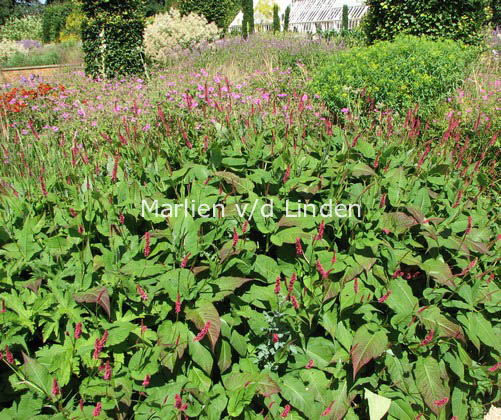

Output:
xmin=316 ymin=220 xmax=325 ymax=241
xmin=104 ymin=360 xmax=112 ymax=381
xmin=272 ymin=333 xmax=279 ymax=343
xmin=144 ymin=232 xmax=151 ymax=257
xmin=288 ymin=273 xmax=297 ymax=295
xmin=280 ymin=404 xmax=291 ymax=418
xmin=283 ymin=164 xmax=290 ymax=183
xmin=92 ymin=402 xmax=102 ymax=417
xmin=488 ymin=362 xmax=500 ymax=372
xmin=51 ymin=378 xmax=60 ymax=396
xmin=180 ymin=253 xmax=191 ymax=269
xmin=175 ymin=293 xmax=182 ymax=314
xmin=143 ymin=374 xmax=151 ymax=387
xmin=378 ymin=290 xmax=391 ymax=303
xmin=274 ymin=276 xmax=281 ymax=294
xmin=321 ymin=402 xmax=334 ymax=416
xmin=295 ymin=237 xmax=303 ymax=256
xmin=433 ymin=397 xmax=449 ymax=407
xmin=305 ymin=359 xmax=314 ymax=369
xmin=193 ymin=321 xmax=211 ymax=342
xmin=74 ymin=322 xmax=82 ymax=339
xmin=136 ymin=284 xmax=148 ymax=302
xmin=232 ymin=227 xmax=239 ymax=247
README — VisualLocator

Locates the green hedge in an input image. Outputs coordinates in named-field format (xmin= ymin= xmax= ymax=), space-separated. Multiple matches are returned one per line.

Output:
xmin=179 ymin=0 xmax=239 ymax=29
xmin=81 ymin=0 xmax=145 ymax=78
xmin=363 ymin=0 xmax=490 ymax=45
xmin=312 ymin=35 xmax=480 ymax=118
xmin=42 ymin=2 xmax=76 ymax=43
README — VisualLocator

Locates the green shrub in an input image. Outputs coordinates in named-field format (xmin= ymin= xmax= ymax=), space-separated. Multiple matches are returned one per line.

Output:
xmin=0 ymin=15 xmax=43 ymax=41
xmin=81 ymin=0 xmax=146 ymax=78
xmin=273 ymin=3 xmax=280 ymax=33
xmin=42 ymin=2 xmax=76 ymax=43
xmin=283 ymin=5 xmax=290 ymax=31
xmin=179 ymin=0 xmax=239 ymax=29
xmin=312 ymin=35 xmax=480 ymax=118
xmin=364 ymin=0 xmax=490 ymax=45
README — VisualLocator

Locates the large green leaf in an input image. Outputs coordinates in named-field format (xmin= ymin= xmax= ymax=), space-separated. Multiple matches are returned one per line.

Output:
xmin=351 ymin=326 xmax=388 ymax=380
xmin=415 ymin=356 xmax=449 ymax=415
xmin=185 ymin=300 xmax=221 ymax=351
xmin=280 ymin=375 xmax=314 ymax=417
xmin=22 ymin=353 xmax=50 ymax=397
xmin=365 ymin=389 xmax=392 ymax=420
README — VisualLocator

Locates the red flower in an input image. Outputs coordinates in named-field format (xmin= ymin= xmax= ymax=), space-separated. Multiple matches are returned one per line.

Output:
xmin=291 ymin=295 xmax=299 ymax=310
xmin=283 ymin=164 xmax=290 ymax=183
xmin=288 ymin=273 xmax=297 ymax=295
xmin=1 ymin=299 xmax=6 ymax=313
xmin=232 ymin=227 xmax=239 ymax=247
xmin=119 ymin=213 xmax=124 ymax=225
xmin=354 ymin=277 xmax=359 ymax=294
xmin=488 ymin=362 xmax=500 ymax=372
xmin=193 ymin=321 xmax=211 ymax=342
xmin=92 ymin=402 xmax=102 ymax=417
xmin=378 ymin=290 xmax=391 ymax=303
xmin=295 ymin=237 xmax=303 ymax=256
xmin=459 ymin=258 xmax=477 ymax=277
xmin=51 ymin=378 xmax=60 ymax=396
xmin=305 ymin=359 xmax=314 ymax=369
xmin=93 ymin=331 xmax=108 ymax=359
xmin=79 ymin=398 xmax=84 ymax=411
xmin=140 ymin=319 xmax=147 ymax=335
xmin=420 ymin=329 xmax=435 ymax=346
xmin=272 ymin=333 xmax=279 ymax=343
xmin=175 ymin=293 xmax=182 ymax=314
xmin=380 ymin=193 xmax=387 ymax=208
xmin=143 ymin=374 xmax=151 ymax=387
xmin=136 ymin=284 xmax=148 ymax=302
xmin=331 ymin=251 xmax=336 ymax=264
xmin=321 ymin=401 xmax=334 ymax=416
xmin=465 ymin=216 xmax=472 ymax=235
xmin=242 ymin=220 xmax=248 ymax=234
xmin=5 ymin=346 xmax=14 ymax=364
xmin=452 ymin=190 xmax=463 ymax=208
xmin=69 ymin=208 xmax=77 ymax=217
xmin=144 ymin=232 xmax=151 ymax=257
xmin=316 ymin=260 xmax=328 ymax=280
xmin=181 ymin=253 xmax=191 ymax=269
xmin=39 ymin=175 xmax=48 ymax=197
xmin=280 ymin=404 xmax=291 ymax=418
xmin=104 ymin=360 xmax=112 ymax=381
xmin=316 ymin=220 xmax=325 ymax=241
xmin=174 ymin=394 xmax=183 ymax=409
xmin=74 ymin=322 xmax=82 ymax=339
xmin=433 ymin=397 xmax=449 ymax=407
xmin=111 ymin=154 xmax=120 ymax=183
xmin=274 ymin=276 xmax=281 ymax=294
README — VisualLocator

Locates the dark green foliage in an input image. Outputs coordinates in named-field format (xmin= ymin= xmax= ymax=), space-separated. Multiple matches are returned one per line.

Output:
xmin=312 ymin=35 xmax=480 ymax=117
xmin=273 ymin=3 xmax=280 ymax=33
xmin=179 ymin=0 xmax=239 ymax=29
xmin=41 ymin=1 xmax=75 ymax=43
xmin=364 ymin=0 xmax=490 ymax=45
xmin=247 ymin=0 xmax=254 ymax=34
xmin=81 ymin=0 xmax=146 ymax=78
xmin=241 ymin=0 xmax=248 ymax=38
xmin=493 ymin=0 xmax=500 ymax=25
xmin=283 ymin=5 xmax=290 ymax=31
xmin=342 ymin=4 xmax=349 ymax=32
xmin=144 ymin=0 xmax=165 ymax=16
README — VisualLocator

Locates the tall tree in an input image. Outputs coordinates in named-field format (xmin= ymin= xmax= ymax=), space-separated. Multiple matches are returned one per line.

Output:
xmin=283 ymin=4 xmax=290 ymax=31
xmin=179 ymin=0 xmax=239 ymax=29
xmin=342 ymin=4 xmax=348 ymax=32
xmin=272 ymin=2 xmax=279 ymax=33
xmin=241 ymin=0 xmax=248 ymax=38
xmin=247 ymin=0 xmax=254 ymax=33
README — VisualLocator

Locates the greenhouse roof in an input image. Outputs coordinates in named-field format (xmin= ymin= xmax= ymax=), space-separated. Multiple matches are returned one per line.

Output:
xmin=290 ymin=0 xmax=367 ymax=24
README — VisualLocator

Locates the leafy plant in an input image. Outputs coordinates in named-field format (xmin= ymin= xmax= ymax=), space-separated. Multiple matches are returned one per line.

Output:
xmin=312 ymin=35 xmax=480 ymax=118
xmin=364 ymin=0 xmax=491 ymax=45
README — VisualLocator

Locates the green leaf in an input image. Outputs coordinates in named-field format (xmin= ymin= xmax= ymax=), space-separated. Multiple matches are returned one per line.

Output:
xmin=415 ymin=356 xmax=449 ymax=415
xmin=365 ymin=389 xmax=392 ymax=420
xmin=73 ymin=286 xmax=111 ymax=319
xmin=468 ymin=312 xmax=500 ymax=352
xmin=22 ymin=352 xmax=50 ymax=397
xmin=185 ymin=300 xmax=220 ymax=351
xmin=420 ymin=259 xmax=455 ymax=288
xmin=351 ymin=326 xmax=388 ymax=380
xmin=280 ymin=375 xmax=314 ymax=416
xmin=217 ymin=339 xmax=232 ymax=374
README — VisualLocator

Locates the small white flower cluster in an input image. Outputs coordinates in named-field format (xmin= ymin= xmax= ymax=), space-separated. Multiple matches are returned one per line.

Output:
xmin=144 ymin=9 xmax=220 ymax=64
xmin=0 ymin=39 xmax=28 ymax=64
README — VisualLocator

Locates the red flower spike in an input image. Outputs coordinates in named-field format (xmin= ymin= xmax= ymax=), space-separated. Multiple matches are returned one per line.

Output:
xmin=321 ymin=402 xmax=334 ymax=416
xmin=5 ymin=346 xmax=14 ymax=364
xmin=175 ymin=293 xmax=182 ymax=314
xmin=193 ymin=321 xmax=211 ymax=342
xmin=232 ymin=227 xmax=239 ymax=247
xmin=92 ymin=402 xmax=102 ymax=417
xmin=272 ymin=333 xmax=279 ymax=343
xmin=1 ymin=299 xmax=6 ymax=313
xmin=378 ymin=290 xmax=391 ymax=303
xmin=274 ymin=276 xmax=281 ymax=295
xmin=144 ymin=232 xmax=151 ymax=257
xmin=295 ymin=237 xmax=303 ymax=256
xmin=291 ymin=295 xmax=299 ymax=310
xmin=51 ymin=378 xmax=60 ymax=396
xmin=79 ymin=398 xmax=84 ymax=411
xmin=119 ymin=213 xmax=124 ymax=225
xmin=136 ymin=284 xmax=148 ymax=302
xmin=465 ymin=216 xmax=472 ymax=235
xmin=316 ymin=220 xmax=325 ymax=241
xmin=433 ymin=397 xmax=449 ymax=407
xmin=104 ymin=360 xmax=112 ymax=381
xmin=74 ymin=322 xmax=82 ymax=339
xmin=420 ymin=329 xmax=435 ymax=346
xmin=180 ymin=253 xmax=191 ymax=269
xmin=488 ymin=362 xmax=500 ymax=372
xmin=174 ymin=394 xmax=182 ymax=409
xmin=280 ymin=404 xmax=291 ymax=418
xmin=143 ymin=374 xmax=151 ymax=387
xmin=288 ymin=273 xmax=297 ymax=295
xmin=283 ymin=164 xmax=290 ymax=183
xmin=242 ymin=220 xmax=248 ymax=234
xmin=305 ymin=359 xmax=314 ymax=369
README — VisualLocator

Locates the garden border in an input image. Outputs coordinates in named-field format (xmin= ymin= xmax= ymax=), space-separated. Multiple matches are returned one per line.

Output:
xmin=0 ymin=64 xmax=82 ymax=83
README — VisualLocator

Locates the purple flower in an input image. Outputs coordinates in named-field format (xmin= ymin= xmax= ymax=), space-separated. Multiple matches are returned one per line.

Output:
xmin=341 ymin=108 xmax=350 ymax=114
